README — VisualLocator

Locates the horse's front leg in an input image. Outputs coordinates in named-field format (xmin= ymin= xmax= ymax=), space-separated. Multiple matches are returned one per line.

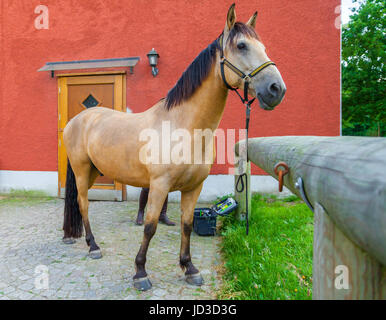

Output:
xmin=133 ymin=183 xmax=169 ymax=291
xmin=180 ymin=183 xmax=204 ymax=286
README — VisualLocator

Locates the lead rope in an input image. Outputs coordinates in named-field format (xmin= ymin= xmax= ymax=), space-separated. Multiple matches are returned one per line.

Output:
xmin=219 ymin=41 xmax=254 ymax=236
xmin=218 ymin=33 xmax=274 ymax=235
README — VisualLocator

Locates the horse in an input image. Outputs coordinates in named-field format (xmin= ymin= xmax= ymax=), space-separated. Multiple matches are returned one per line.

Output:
xmin=62 ymin=3 xmax=286 ymax=291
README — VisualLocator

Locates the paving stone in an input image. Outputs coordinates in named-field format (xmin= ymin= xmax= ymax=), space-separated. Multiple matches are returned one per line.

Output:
xmin=0 ymin=199 xmax=221 ymax=300
xmin=19 ymin=291 xmax=35 ymax=300
xmin=84 ymin=290 xmax=97 ymax=299
xmin=200 ymin=269 xmax=211 ymax=275
xmin=2 ymin=286 xmax=16 ymax=295
xmin=153 ymin=288 xmax=168 ymax=297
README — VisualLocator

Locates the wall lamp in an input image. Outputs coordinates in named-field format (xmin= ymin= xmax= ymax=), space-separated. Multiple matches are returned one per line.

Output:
xmin=147 ymin=48 xmax=160 ymax=77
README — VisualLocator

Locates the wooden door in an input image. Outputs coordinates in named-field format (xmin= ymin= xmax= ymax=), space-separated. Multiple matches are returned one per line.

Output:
xmin=57 ymin=72 xmax=126 ymax=201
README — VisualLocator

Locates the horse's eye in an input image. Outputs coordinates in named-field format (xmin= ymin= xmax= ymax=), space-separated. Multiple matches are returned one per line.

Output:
xmin=237 ymin=43 xmax=246 ymax=50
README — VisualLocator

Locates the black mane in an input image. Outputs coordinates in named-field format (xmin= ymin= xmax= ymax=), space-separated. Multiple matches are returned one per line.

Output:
xmin=165 ymin=22 xmax=259 ymax=110
xmin=165 ymin=39 xmax=220 ymax=110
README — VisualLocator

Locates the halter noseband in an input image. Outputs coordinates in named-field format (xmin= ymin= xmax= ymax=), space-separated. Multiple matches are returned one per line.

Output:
xmin=218 ymin=34 xmax=276 ymax=106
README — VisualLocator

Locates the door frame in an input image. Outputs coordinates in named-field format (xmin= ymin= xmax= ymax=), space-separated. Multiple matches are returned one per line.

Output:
xmin=57 ymin=71 xmax=127 ymax=200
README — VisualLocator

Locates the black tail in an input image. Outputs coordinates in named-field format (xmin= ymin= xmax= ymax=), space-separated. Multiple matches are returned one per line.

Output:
xmin=63 ymin=160 xmax=83 ymax=238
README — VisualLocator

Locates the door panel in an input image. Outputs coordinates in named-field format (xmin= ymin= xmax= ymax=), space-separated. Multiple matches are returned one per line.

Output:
xmin=67 ymin=83 xmax=115 ymax=186
xmin=57 ymin=72 xmax=126 ymax=200
xmin=67 ymin=84 xmax=114 ymax=118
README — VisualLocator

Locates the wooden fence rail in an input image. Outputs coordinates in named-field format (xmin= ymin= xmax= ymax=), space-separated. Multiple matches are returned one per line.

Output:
xmin=235 ymin=136 xmax=386 ymax=300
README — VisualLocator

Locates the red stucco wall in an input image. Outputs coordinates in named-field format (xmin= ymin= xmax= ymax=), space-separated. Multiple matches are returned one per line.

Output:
xmin=0 ymin=0 xmax=340 ymax=174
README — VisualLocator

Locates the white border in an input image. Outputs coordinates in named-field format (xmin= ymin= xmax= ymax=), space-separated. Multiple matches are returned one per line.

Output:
xmin=0 ymin=170 xmax=292 ymax=202
xmin=0 ymin=170 xmax=58 ymax=196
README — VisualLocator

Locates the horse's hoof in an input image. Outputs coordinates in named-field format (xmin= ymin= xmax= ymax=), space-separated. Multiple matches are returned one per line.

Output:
xmin=185 ymin=273 xmax=204 ymax=286
xmin=133 ymin=277 xmax=152 ymax=291
xmin=88 ymin=249 xmax=102 ymax=259
xmin=62 ymin=237 xmax=76 ymax=244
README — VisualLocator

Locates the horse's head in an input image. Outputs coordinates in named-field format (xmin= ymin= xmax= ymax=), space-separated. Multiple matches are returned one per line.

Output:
xmin=220 ymin=4 xmax=286 ymax=110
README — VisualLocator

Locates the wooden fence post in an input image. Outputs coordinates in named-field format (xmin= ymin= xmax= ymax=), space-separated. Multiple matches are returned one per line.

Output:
xmin=313 ymin=202 xmax=386 ymax=299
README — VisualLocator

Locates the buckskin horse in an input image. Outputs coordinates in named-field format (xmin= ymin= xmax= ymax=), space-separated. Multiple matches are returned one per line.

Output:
xmin=62 ymin=4 xmax=286 ymax=291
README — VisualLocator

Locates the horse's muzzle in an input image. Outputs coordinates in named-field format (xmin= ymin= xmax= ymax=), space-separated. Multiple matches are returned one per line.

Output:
xmin=255 ymin=81 xmax=286 ymax=111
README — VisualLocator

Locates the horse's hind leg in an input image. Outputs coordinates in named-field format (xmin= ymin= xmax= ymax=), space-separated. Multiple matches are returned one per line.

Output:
xmin=74 ymin=161 xmax=102 ymax=259
xmin=84 ymin=165 xmax=102 ymax=258
xmin=133 ymin=182 xmax=169 ymax=291
xmin=180 ymin=183 xmax=204 ymax=286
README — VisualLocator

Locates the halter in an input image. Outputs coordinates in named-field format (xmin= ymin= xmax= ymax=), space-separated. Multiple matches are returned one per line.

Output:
xmin=217 ymin=34 xmax=276 ymax=107
xmin=218 ymin=33 xmax=276 ymax=235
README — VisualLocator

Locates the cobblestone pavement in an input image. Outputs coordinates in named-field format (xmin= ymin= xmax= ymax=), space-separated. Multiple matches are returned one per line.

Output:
xmin=0 ymin=197 xmax=222 ymax=300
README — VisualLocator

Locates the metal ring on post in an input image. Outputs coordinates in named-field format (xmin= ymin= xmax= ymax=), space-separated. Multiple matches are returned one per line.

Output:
xmin=274 ymin=161 xmax=289 ymax=192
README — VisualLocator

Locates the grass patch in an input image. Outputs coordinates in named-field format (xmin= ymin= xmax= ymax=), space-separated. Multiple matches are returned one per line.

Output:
xmin=0 ymin=189 xmax=54 ymax=206
xmin=282 ymin=194 xmax=300 ymax=202
xmin=218 ymin=193 xmax=313 ymax=300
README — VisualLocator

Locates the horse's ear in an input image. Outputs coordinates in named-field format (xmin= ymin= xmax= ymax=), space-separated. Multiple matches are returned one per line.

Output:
xmin=246 ymin=11 xmax=258 ymax=28
xmin=224 ymin=3 xmax=236 ymax=41
xmin=226 ymin=3 xmax=236 ymax=30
